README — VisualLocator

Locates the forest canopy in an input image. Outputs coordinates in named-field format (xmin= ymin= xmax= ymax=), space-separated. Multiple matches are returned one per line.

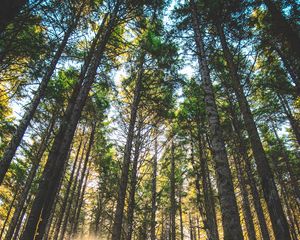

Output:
xmin=0 ymin=0 xmax=299 ymax=239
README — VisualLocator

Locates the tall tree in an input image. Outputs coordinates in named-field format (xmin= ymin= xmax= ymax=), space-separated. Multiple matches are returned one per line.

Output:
xmin=19 ymin=3 xmax=121 ymax=238
xmin=214 ymin=17 xmax=291 ymax=239
xmin=189 ymin=1 xmax=243 ymax=238
xmin=0 ymin=1 xmax=84 ymax=184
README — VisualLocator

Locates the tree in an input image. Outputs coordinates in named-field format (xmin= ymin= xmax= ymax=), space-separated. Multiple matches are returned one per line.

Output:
xmin=188 ymin=1 xmax=243 ymax=238
xmin=0 ymin=0 xmax=85 ymax=184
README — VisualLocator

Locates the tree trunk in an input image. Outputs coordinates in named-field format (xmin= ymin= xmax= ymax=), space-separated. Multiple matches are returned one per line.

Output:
xmin=160 ymin=211 xmax=165 ymax=240
xmin=170 ymin=140 xmax=176 ymax=240
xmin=43 ymin=203 xmax=57 ymax=240
xmin=42 ymin=146 xmax=71 ymax=240
xmin=189 ymin=1 xmax=243 ymax=239
xmin=190 ymin=142 xmax=208 ymax=235
xmin=72 ymin=162 xmax=91 ymax=235
xmin=196 ymin=127 xmax=219 ymax=240
xmin=111 ymin=51 xmax=145 ymax=240
xmin=189 ymin=213 xmax=194 ymax=240
xmin=4 ymin=114 xmax=56 ymax=240
xmin=225 ymin=91 xmax=271 ymax=240
xmin=281 ymin=189 xmax=298 ymax=240
xmin=126 ymin=123 xmax=142 ymax=240
xmin=150 ymin=134 xmax=158 ymax=240
xmin=179 ymin=187 xmax=184 ymax=240
xmin=232 ymin=154 xmax=257 ymax=240
xmin=52 ymin=133 xmax=84 ymax=240
xmin=70 ymin=124 xmax=95 ymax=236
xmin=12 ymin=193 xmax=32 ymax=240
xmin=94 ymin=188 xmax=105 ymax=235
xmin=190 ymin=125 xmax=218 ymax=240
xmin=197 ymin=215 xmax=201 ymax=239
xmin=59 ymin=138 xmax=88 ymax=240
xmin=271 ymin=123 xmax=300 ymax=204
xmin=19 ymin=7 xmax=119 ymax=239
xmin=269 ymin=152 xmax=298 ymax=239
xmin=0 ymin=4 xmax=83 ymax=184
xmin=0 ymin=190 xmax=18 ymax=239
xmin=216 ymin=21 xmax=291 ymax=239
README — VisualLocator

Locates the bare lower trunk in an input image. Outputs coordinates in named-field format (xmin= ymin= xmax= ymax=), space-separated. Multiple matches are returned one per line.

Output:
xmin=150 ymin=134 xmax=158 ymax=240
xmin=189 ymin=213 xmax=194 ymax=240
xmin=12 ymin=194 xmax=31 ymax=240
xmin=52 ymin=134 xmax=84 ymax=240
xmin=72 ymin=163 xmax=91 ymax=235
xmin=170 ymin=140 xmax=176 ymax=240
xmin=126 ymin=123 xmax=141 ymax=240
xmin=232 ymin=154 xmax=256 ymax=240
xmin=111 ymin=52 xmax=145 ymax=240
xmin=190 ymin=145 xmax=209 ymax=236
xmin=160 ymin=211 xmax=165 ymax=240
xmin=270 ymin=153 xmax=298 ymax=239
xmin=59 ymin=139 xmax=88 ymax=240
xmin=179 ymin=188 xmax=184 ymax=240
xmin=197 ymin=128 xmax=219 ymax=240
xmin=70 ymin=125 xmax=95 ymax=236
xmin=190 ymin=125 xmax=218 ymax=240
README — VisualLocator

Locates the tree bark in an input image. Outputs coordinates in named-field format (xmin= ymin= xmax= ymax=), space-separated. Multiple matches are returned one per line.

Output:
xmin=150 ymin=134 xmax=158 ymax=240
xmin=189 ymin=213 xmax=194 ymax=240
xmin=170 ymin=140 xmax=176 ymax=240
xmin=59 ymin=138 xmax=88 ymax=240
xmin=232 ymin=154 xmax=257 ymax=240
xmin=12 ymin=193 xmax=31 ymax=240
xmin=190 ymin=141 xmax=208 ymax=230
xmin=52 ymin=133 xmax=84 ymax=240
xmin=190 ymin=125 xmax=218 ymax=240
xmin=70 ymin=124 xmax=95 ymax=237
xmin=189 ymin=1 xmax=243 ymax=239
xmin=216 ymin=20 xmax=291 ymax=239
xmin=179 ymin=187 xmax=184 ymax=240
xmin=196 ymin=127 xmax=219 ymax=240
xmin=72 ymin=162 xmax=91 ymax=236
xmin=126 ymin=122 xmax=141 ymax=240
xmin=160 ymin=211 xmax=165 ymax=240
